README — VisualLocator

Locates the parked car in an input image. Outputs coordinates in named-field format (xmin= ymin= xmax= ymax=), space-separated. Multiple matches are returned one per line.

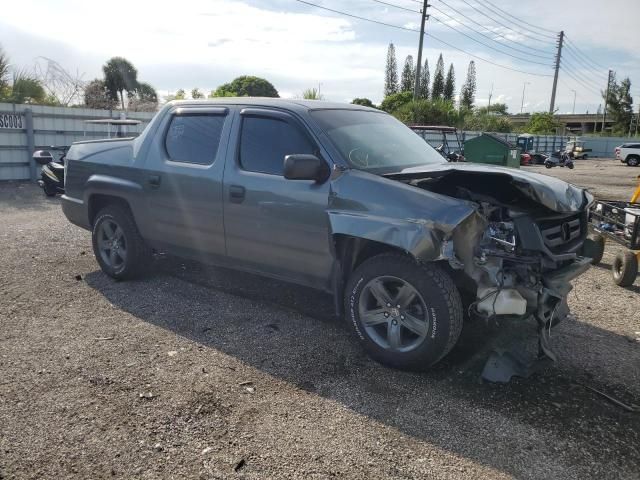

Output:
xmin=60 ymin=99 xmax=593 ymax=372
xmin=616 ymin=143 xmax=640 ymax=166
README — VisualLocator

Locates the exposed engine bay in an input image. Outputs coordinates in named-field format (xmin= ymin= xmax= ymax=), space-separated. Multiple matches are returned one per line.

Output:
xmin=385 ymin=167 xmax=593 ymax=381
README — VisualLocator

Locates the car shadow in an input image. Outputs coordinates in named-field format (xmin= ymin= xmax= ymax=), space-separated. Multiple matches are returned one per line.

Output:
xmin=84 ymin=257 xmax=640 ymax=478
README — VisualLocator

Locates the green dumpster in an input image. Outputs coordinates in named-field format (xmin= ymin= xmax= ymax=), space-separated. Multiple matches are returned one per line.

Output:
xmin=464 ymin=133 xmax=520 ymax=168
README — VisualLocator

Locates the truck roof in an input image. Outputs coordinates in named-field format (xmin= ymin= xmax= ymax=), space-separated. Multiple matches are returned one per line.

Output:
xmin=166 ymin=98 xmax=379 ymax=113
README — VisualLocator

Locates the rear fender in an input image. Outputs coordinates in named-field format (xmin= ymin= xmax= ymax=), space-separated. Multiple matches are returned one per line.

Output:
xmin=84 ymin=175 xmax=147 ymax=231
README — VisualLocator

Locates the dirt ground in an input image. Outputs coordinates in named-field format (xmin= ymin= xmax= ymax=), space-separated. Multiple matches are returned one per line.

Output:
xmin=1 ymin=158 xmax=639 ymax=479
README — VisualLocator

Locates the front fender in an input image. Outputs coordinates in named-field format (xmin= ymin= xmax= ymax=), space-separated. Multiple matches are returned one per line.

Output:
xmin=328 ymin=212 xmax=447 ymax=261
xmin=328 ymin=169 xmax=477 ymax=261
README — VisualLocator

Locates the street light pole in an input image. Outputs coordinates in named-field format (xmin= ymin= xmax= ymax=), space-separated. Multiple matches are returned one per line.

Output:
xmin=520 ymin=81 xmax=530 ymax=114
xmin=571 ymin=89 xmax=576 ymax=114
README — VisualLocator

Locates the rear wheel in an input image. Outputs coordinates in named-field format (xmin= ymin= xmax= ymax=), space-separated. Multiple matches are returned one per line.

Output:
xmin=583 ymin=234 xmax=605 ymax=265
xmin=345 ymin=253 xmax=463 ymax=370
xmin=92 ymin=205 xmax=151 ymax=280
xmin=612 ymin=251 xmax=638 ymax=287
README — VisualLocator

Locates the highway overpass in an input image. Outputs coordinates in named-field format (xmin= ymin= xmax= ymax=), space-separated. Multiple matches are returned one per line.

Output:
xmin=509 ymin=113 xmax=614 ymax=134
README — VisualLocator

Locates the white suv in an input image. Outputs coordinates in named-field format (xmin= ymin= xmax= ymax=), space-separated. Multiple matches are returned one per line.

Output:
xmin=616 ymin=143 xmax=640 ymax=166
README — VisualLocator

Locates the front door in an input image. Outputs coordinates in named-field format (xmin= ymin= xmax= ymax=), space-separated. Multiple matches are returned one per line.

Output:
xmin=223 ymin=108 xmax=333 ymax=289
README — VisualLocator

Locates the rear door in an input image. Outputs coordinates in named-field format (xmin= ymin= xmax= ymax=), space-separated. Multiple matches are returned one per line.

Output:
xmin=143 ymin=106 xmax=232 ymax=258
xmin=222 ymin=108 xmax=333 ymax=289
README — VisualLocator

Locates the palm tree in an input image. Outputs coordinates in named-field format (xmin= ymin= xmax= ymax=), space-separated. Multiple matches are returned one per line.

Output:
xmin=103 ymin=57 xmax=138 ymax=110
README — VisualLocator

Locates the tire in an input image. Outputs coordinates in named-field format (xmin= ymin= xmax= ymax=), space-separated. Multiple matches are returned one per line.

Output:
xmin=91 ymin=204 xmax=151 ymax=280
xmin=582 ymin=234 xmax=605 ymax=265
xmin=545 ymin=162 xmax=553 ymax=169
xmin=612 ymin=251 xmax=638 ymax=287
xmin=627 ymin=156 xmax=639 ymax=167
xmin=567 ymin=162 xmax=575 ymax=169
xmin=344 ymin=253 xmax=463 ymax=370
xmin=583 ymin=154 xmax=588 ymax=159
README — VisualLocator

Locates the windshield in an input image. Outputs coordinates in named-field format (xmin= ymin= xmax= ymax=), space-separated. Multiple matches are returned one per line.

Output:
xmin=310 ymin=109 xmax=446 ymax=172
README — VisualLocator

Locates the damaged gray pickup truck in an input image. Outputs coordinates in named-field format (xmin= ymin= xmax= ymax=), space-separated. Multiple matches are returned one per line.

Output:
xmin=61 ymin=99 xmax=593 ymax=373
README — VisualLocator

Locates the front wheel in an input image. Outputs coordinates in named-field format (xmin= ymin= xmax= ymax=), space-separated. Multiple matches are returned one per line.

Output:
xmin=627 ymin=157 xmax=640 ymax=167
xmin=567 ymin=162 xmax=575 ymax=169
xmin=92 ymin=205 xmax=151 ymax=280
xmin=345 ymin=254 xmax=463 ymax=370
xmin=545 ymin=162 xmax=553 ymax=169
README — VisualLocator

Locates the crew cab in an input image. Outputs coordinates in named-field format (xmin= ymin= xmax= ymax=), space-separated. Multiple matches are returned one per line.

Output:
xmin=61 ymin=99 xmax=593 ymax=371
xmin=616 ymin=143 xmax=640 ymax=166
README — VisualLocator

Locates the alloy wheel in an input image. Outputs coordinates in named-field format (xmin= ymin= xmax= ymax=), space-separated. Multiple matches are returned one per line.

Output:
xmin=358 ymin=275 xmax=430 ymax=353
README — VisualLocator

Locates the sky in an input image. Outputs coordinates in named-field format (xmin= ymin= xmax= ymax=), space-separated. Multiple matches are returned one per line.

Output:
xmin=1 ymin=0 xmax=639 ymax=114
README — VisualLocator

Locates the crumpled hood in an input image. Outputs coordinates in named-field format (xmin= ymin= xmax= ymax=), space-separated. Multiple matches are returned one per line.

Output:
xmin=383 ymin=163 xmax=592 ymax=213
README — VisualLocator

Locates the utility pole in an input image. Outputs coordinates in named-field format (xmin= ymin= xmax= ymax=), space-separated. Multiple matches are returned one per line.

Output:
xmin=636 ymin=104 xmax=640 ymax=137
xmin=488 ymin=83 xmax=494 ymax=109
xmin=520 ymin=81 xmax=530 ymax=114
xmin=413 ymin=0 xmax=429 ymax=100
xmin=571 ymin=89 xmax=576 ymax=114
xmin=602 ymin=69 xmax=613 ymax=133
xmin=549 ymin=30 xmax=564 ymax=113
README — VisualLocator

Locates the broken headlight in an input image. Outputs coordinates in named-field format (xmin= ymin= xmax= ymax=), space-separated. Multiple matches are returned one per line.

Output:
xmin=484 ymin=221 xmax=516 ymax=252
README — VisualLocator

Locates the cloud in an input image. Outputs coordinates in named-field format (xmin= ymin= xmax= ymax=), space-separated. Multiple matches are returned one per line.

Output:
xmin=0 ymin=0 xmax=637 ymax=112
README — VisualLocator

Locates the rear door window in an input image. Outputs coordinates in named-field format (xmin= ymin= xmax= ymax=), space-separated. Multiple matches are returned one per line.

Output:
xmin=165 ymin=114 xmax=226 ymax=165
xmin=239 ymin=116 xmax=315 ymax=175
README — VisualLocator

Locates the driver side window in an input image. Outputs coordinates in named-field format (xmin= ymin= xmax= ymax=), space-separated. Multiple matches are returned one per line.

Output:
xmin=239 ymin=116 xmax=315 ymax=175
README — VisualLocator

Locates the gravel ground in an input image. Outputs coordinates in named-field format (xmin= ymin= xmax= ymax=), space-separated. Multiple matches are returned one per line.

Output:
xmin=1 ymin=159 xmax=639 ymax=479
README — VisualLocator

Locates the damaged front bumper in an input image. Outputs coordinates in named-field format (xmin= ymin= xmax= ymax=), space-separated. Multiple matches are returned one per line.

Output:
xmin=449 ymin=209 xmax=592 ymax=381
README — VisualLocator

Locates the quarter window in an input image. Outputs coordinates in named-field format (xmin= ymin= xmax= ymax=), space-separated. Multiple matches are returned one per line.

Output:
xmin=239 ymin=116 xmax=315 ymax=175
xmin=165 ymin=114 xmax=225 ymax=165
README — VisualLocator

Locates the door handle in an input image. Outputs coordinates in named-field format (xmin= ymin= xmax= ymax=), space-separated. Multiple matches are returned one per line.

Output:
xmin=148 ymin=175 xmax=161 ymax=188
xmin=229 ymin=185 xmax=246 ymax=203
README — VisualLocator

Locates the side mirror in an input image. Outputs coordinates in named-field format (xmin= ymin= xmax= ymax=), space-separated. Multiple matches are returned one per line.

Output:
xmin=33 ymin=150 xmax=53 ymax=165
xmin=284 ymin=154 xmax=330 ymax=183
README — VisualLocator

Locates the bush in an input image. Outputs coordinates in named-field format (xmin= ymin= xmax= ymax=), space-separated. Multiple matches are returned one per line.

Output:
xmin=211 ymin=76 xmax=279 ymax=98
xmin=393 ymin=98 xmax=462 ymax=127
xmin=351 ymin=98 xmax=375 ymax=108
xmin=379 ymin=91 xmax=413 ymax=113
xmin=522 ymin=112 xmax=560 ymax=134
xmin=463 ymin=112 xmax=512 ymax=133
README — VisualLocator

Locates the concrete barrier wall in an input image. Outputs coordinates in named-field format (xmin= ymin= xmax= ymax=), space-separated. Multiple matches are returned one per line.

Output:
xmin=0 ymin=103 xmax=155 ymax=181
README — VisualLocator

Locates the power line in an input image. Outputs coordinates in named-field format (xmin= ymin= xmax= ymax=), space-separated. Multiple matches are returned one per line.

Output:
xmin=482 ymin=0 xmax=558 ymax=35
xmin=370 ymin=0 xmax=420 ymax=14
xmin=562 ymin=68 xmax=603 ymax=96
xmin=473 ymin=0 xmax=557 ymax=39
xmin=561 ymin=47 xmax=609 ymax=81
xmin=429 ymin=4 xmax=554 ymax=60
xmin=435 ymin=0 xmax=555 ymax=58
xmin=425 ymin=32 xmax=553 ymax=77
xmin=293 ymin=0 xmax=554 ymax=77
xmin=561 ymin=58 xmax=609 ymax=90
xmin=430 ymin=15 xmax=553 ymax=66
xmin=563 ymin=37 xmax=609 ymax=72
xmin=457 ymin=0 xmax=557 ymax=44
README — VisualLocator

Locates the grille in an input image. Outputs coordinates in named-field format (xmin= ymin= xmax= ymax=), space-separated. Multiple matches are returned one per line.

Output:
xmin=538 ymin=214 xmax=583 ymax=252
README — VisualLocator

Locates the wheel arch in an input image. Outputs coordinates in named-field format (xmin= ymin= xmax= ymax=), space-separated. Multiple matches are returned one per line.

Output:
xmin=331 ymin=234 xmax=453 ymax=318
